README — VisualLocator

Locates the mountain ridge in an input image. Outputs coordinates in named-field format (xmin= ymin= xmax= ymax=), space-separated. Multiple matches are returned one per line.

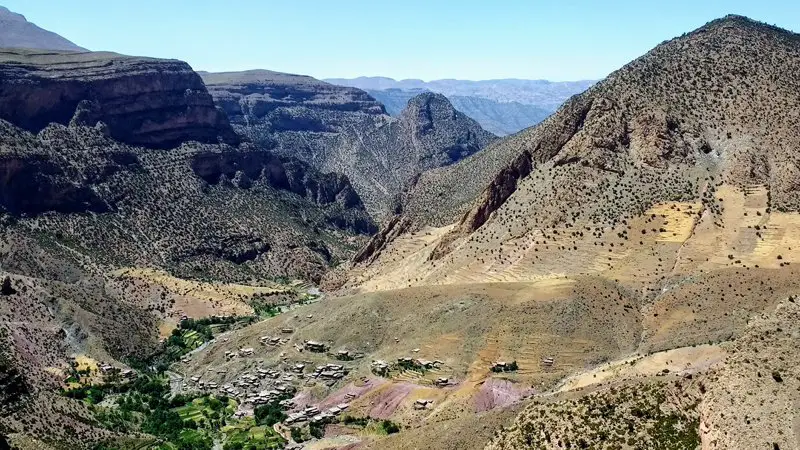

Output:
xmin=0 ymin=5 xmax=86 ymax=51
xmin=202 ymin=70 xmax=497 ymax=219
xmin=325 ymin=76 xmax=594 ymax=136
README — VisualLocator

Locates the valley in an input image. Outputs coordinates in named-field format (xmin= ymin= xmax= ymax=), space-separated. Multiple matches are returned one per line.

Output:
xmin=0 ymin=7 xmax=799 ymax=450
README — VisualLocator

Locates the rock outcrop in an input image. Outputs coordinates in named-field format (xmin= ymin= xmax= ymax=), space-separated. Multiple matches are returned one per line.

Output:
xmin=202 ymin=71 xmax=497 ymax=218
xmin=190 ymin=149 xmax=368 ymax=218
xmin=0 ymin=49 xmax=239 ymax=149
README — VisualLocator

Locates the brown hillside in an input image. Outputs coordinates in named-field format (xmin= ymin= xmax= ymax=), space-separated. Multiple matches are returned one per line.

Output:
xmin=346 ymin=15 xmax=800 ymax=291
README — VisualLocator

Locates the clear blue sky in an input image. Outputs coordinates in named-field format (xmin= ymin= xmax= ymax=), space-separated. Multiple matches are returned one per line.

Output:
xmin=3 ymin=0 xmax=799 ymax=81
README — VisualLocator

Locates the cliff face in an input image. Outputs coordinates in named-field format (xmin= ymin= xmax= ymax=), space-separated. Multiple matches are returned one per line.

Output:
xmin=190 ymin=149 xmax=369 ymax=222
xmin=0 ymin=49 xmax=239 ymax=149
xmin=202 ymin=71 xmax=497 ymax=218
xmin=0 ymin=120 xmax=374 ymax=282
xmin=201 ymin=69 xmax=386 ymax=123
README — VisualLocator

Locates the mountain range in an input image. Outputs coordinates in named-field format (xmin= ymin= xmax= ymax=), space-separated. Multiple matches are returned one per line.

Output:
xmin=199 ymin=70 xmax=496 ymax=219
xmin=0 ymin=7 xmax=799 ymax=450
xmin=325 ymin=77 xmax=595 ymax=135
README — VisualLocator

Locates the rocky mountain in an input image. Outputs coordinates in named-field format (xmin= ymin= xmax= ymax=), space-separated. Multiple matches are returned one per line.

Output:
xmin=321 ymin=15 xmax=800 ymax=446
xmin=365 ymin=88 xmax=552 ymax=136
xmin=325 ymin=76 xmax=594 ymax=135
xmin=0 ymin=6 xmax=85 ymax=51
xmin=202 ymin=70 xmax=497 ymax=218
xmin=0 ymin=50 xmax=379 ymax=285
xmin=0 ymin=50 xmax=384 ymax=447
xmin=0 ymin=49 xmax=238 ymax=149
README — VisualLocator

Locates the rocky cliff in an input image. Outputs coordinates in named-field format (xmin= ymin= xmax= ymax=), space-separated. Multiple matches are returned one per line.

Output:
xmin=202 ymin=71 xmax=497 ymax=218
xmin=200 ymin=69 xmax=386 ymax=123
xmin=0 ymin=49 xmax=238 ymax=149
xmin=0 ymin=118 xmax=373 ymax=282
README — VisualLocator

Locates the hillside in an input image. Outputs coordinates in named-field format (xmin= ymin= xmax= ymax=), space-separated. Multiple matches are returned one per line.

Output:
xmin=315 ymin=15 xmax=800 ymax=446
xmin=0 ymin=6 xmax=85 ymax=51
xmin=0 ymin=51 xmax=383 ymax=448
xmin=347 ymin=15 xmax=800 ymax=289
xmin=202 ymin=70 xmax=497 ymax=218
xmin=365 ymin=88 xmax=553 ymax=136
xmin=0 ymin=51 xmax=373 ymax=284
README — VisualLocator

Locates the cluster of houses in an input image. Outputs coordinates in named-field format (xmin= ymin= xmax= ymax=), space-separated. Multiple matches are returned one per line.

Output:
xmin=98 ymin=363 xmax=136 ymax=380
xmin=303 ymin=340 xmax=328 ymax=353
xmin=490 ymin=361 xmax=518 ymax=372
xmin=370 ymin=357 xmax=446 ymax=379
xmin=223 ymin=347 xmax=256 ymax=360
xmin=310 ymin=363 xmax=348 ymax=382
xmin=335 ymin=349 xmax=354 ymax=361
xmin=397 ymin=357 xmax=442 ymax=370
xmin=285 ymin=402 xmax=350 ymax=425
xmin=371 ymin=360 xmax=390 ymax=376
xmin=187 ymin=369 xmax=297 ymax=404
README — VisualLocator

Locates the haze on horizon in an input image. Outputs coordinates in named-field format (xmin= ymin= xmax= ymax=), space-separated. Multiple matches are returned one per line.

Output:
xmin=1 ymin=0 xmax=799 ymax=81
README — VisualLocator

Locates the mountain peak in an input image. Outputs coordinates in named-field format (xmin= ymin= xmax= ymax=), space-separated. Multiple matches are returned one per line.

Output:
xmin=400 ymin=92 xmax=461 ymax=135
xmin=0 ymin=5 xmax=26 ymax=22
xmin=405 ymin=91 xmax=452 ymax=110
xmin=695 ymin=14 xmax=797 ymax=38
xmin=0 ymin=5 xmax=85 ymax=51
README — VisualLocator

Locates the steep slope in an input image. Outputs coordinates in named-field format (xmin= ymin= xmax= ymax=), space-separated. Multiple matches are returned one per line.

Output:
xmin=0 ymin=50 xmax=376 ymax=283
xmin=202 ymin=70 xmax=497 ymax=218
xmin=347 ymin=15 xmax=800 ymax=292
xmin=0 ymin=6 xmax=85 ymax=51
xmin=365 ymin=88 xmax=552 ymax=136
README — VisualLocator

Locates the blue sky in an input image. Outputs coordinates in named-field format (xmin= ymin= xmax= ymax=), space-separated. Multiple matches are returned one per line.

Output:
xmin=3 ymin=0 xmax=799 ymax=81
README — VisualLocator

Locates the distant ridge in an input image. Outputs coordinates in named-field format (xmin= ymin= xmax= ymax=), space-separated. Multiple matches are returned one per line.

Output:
xmin=0 ymin=5 xmax=86 ymax=51
xmin=324 ymin=76 xmax=595 ymax=108
xmin=326 ymin=76 xmax=594 ymax=135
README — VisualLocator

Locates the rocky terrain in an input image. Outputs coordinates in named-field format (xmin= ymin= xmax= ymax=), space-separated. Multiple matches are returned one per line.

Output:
xmin=318 ymin=15 xmax=800 ymax=448
xmin=326 ymin=77 xmax=594 ymax=135
xmin=0 ymin=48 xmax=385 ymax=449
xmin=0 ymin=49 xmax=238 ymax=149
xmin=0 ymin=6 xmax=85 ymax=51
xmin=351 ymin=15 xmax=800 ymax=272
xmin=202 ymin=70 xmax=497 ymax=218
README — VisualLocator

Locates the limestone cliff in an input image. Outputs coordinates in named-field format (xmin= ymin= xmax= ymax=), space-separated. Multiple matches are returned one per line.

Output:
xmin=0 ymin=49 xmax=238 ymax=149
